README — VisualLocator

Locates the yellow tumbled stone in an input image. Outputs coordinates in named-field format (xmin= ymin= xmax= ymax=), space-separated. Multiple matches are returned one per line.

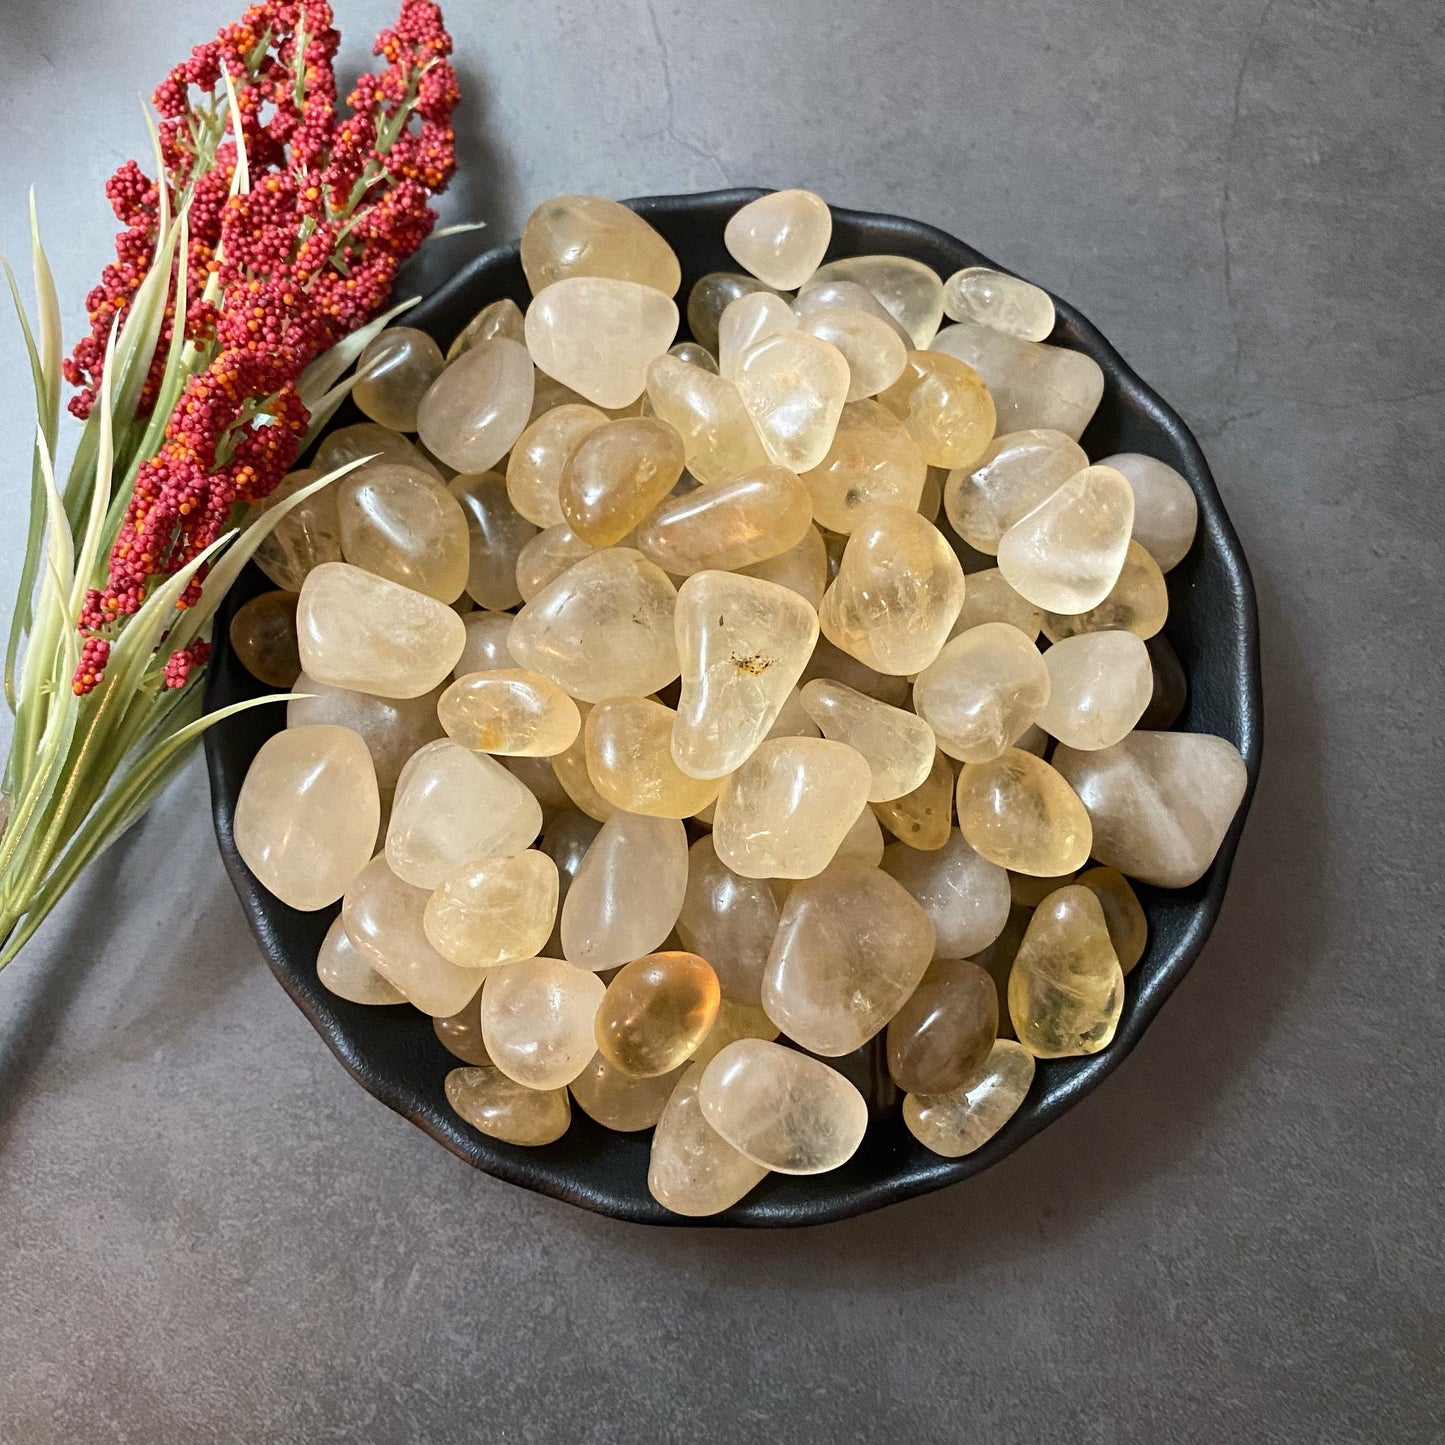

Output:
xmin=948 ymin=567 xmax=1044 ymax=640
xmin=738 ymin=523 xmax=829 ymax=608
xmin=505 ymin=403 xmax=610 ymax=528
xmin=449 ymin=472 xmax=537 ymax=611
xmin=1075 ymin=864 xmax=1148 ymax=974
xmin=595 ymin=951 xmax=721 ymax=1078
xmin=558 ymin=416 xmax=686 ymax=546
xmin=942 ymin=267 xmax=1055 ymax=341
xmin=723 ymin=188 xmax=832 ymax=289
xmin=717 ymin=291 xmax=797 ymax=380
xmin=337 ymin=462 xmax=470 ymax=602
xmin=676 ymin=835 xmax=780 ymax=1004
xmin=433 ymin=988 xmax=490 ymax=1064
xmin=1037 ymin=630 xmax=1152 ymax=750
xmin=806 ymin=254 xmax=945 ymax=348
xmin=800 ymin=398 xmax=927 ymax=533
xmin=799 ymin=678 xmax=935 ymax=801
xmin=251 ymin=468 xmax=342 ymax=592
xmin=1041 ymin=540 xmax=1169 ymax=641
xmin=903 ymin=1039 xmax=1035 ymax=1156
xmin=317 ymin=914 xmax=406 ymax=1005
xmin=353 ymin=326 xmax=444 ymax=432
xmin=887 ymin=956 xmax=999 ymax=1094
xmin=648 ymin=1061 xmax=769 ymax=1217
xmin=954 ymin=748 xmax=1092 ymax=876
xmin=446 ymin=296 xmax=524 ymax=360
xmin=480 ymin=956 xmax=606 ymax=1089
xmin=438 ymin=668 xmax=581 ymax=757
xmin=445 ymin=1064 xmax=571 ymax=1145
xmin=286 ymin=674 xmax=443 ymax=792
xmin=521 ymin=194 xmax=681 ymax=295
xmin=735 ymin=331 xmax=851 ymax=473
xmin=416 ymin=337 xmax=535 ymax=474
xmin=570 ymin=1053 xmax=683 ymax=1130
xmin=313 ymin=422 xmax=440 ymax=479
xmin=584 ymin=696 xmax=721 ymax=818
xmin=798 ymin=304 xmax=908 ymax=401
xmin=872 ymin=747 xmax=955 ymax=850
xmin=881 ymin=829 xmax=1011 ymax=958
xmin=454 ymin=610 xmax=514 ymax=676
xmin=943 ymin=429 xmax=1088 ymax=554
xmin=1100 ymin=451 xmax=1199 ymax=572
xmin=877 ymin=350 xmax=996 ymax=470
xmin=644 ymin=353 xmax=770 ymax=486
xmin=423 ymin=850 xmax=559 ymax=968
xmin=514 ymin=524 xmax=596 ymax=602
xmin=686 ymin=271 xmax=786 ymax=353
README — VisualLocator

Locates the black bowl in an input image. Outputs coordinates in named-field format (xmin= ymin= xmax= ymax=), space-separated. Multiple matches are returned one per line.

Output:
xmin=205 ymin=190 xmax=1263 ymax=1226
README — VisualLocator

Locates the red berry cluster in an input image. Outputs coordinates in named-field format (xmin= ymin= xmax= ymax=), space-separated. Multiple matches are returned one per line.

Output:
xmin=67 ymin=1 xmax=459 ymax=695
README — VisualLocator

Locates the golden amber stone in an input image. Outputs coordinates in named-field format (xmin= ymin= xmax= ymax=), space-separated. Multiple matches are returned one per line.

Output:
xmin=676 ymin=835 xmax=780 ymax=1004
xmin=446 ymin=296 xmax=524 ymax=360
xmin=798 ymin=305 xmax=908 ymax=401
xmin=287 ymin=674 xmax=443 ymax=792
xmin=229 ymin=589 xmax=301 ymax=688
xmin=1037 ymin=630 xmax=1152 ymax=750
xmin=903 ymin=1039 xmax=1035 ymax=1157
xmin=689 ymin=997 xmax=782 ymax=1069
xmin=724 ymin=188 xmax=832 ymax=289
xmin=686 ymin=271 xmax=785 ymax=354
xmin=449 ymin=472 xmax=538 ymax=611
xmin=1008 ymin=885 xmax=1124 ymax=1058
xmin=1075 ymin=865 xmax=1148 ymax=974
xmin=807 ymin=254 xmax=945 ymax=348
xmin=872 ymin=747 xmax=954 ymax=850
xmin=444 ymin=1064 xmax=571 ymax=1146
xmin=433 ymin=988 xmax=490 ymax=1064
xmin=438 ymin=668 xmax=581 ymax=757
xmin=942 ymin=267 xmax=1055 ymax=341
xmin=644 ymin=353 xmax=770 ymax=486
xmin=353 ymin=326 xmax=445 ymax=432
xmin=506 ymin=403 xmax=610 ymax=528
xmin=735 ymin=331 xmax=851 ymax=474
xmin=800 ymin=398 xmax=927 ymax=534
xmin=1042 ymin=540 xmax=1169 ymax=642
xmin=549 ymin=715 xmax=615 ymax=823
xmin=313 ymin=422 xmax=440 ymax=479
xmin=717 ymin=291 xmax=797 ymax=380
xmin=799 ymin=678 xmax=934 ymax=801
xmin=480 ymin=956 xmax=606 ymax=1090
xmin=570 ymin=1054 xmax=682 ymax=1131
xmin=881 ymin=830 xmax=1011 ymax=959
xmin=887 ymin=956 xmax=999 ymax=1094
xmin=955 ymin=748 xmax=1092 ymax=876
xmin=521 ymin=194 xmax=682 ymax=295
xmin=739 ymin=523 xmax=829 ymax=608
xmin=948 ymin=567 xmax=1044 ymax=641
xmin=422 ymin=850 xmax=559 ymax=968
xmin=943 ymin=428 xmax=1088 ymax=555
xmin=793 ymin=278 xmax=913 ymax=346
xmin=416 ymin=337 xmax=535 ymax=474
xmin=877 ymin=350 xmax=996 ymax=470
xmin=558 ymin=416 xmax=686 ymax=546
xmin=337 ymin=462 xmax=470 ymax=603
xmin=594 ymin=951 xmax=721 ymax=1078
xmin=251 ymin=467 xmax=342 ymax=592
xmin=316 ymin=913 xmax=406 ymax=1005
xmin=584 ymin=696 xmax=720 ymax=818
xmin=648 ymin=1061 xmax=769 ymax=1217
xmin=1100 ymin=451 xmax=1198 ymax=572
xmin=514 ymin=524 xmax=596 ymax=602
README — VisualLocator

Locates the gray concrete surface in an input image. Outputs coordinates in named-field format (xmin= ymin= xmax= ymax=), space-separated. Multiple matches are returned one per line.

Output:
xmin=1 ymin=1 xmax=1442 ymax=1440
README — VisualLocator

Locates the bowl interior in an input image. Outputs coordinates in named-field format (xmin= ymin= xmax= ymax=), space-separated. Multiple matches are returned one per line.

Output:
xmin=204 ymin=190 xmax=1262 ymax=1226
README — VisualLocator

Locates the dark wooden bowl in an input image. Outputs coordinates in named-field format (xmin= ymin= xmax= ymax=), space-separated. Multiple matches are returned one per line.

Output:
xmin=205 ymin=190 xmax=1263 ymax=1226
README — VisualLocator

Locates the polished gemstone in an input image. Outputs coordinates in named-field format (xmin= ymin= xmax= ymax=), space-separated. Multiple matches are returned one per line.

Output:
xmin=521 ymin=194 xmax=682 ymax=294
xmin=444 ymin=1064 xmax=571 ymax=1145
xmin=423 ymin=850 xmax=560 ymax=968
xmin=903 ymin=1039 xmax=1035 ymax=1156
xmin=594 ymin=951 xmax=721 ymax=1077
xmin=416 ymin=337 xmax=535 ymax=474
xmin=881 ymin=830 xmax=1011 ymax=959
xmin=481 ymin=956 xmax=606 ymax=1089
xmin=954 ymin=748 xmax=1092 ymax=875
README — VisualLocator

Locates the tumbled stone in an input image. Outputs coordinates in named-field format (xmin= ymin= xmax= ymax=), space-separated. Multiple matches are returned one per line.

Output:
xmin=972 ymin=902 xmax=1029 ymax=1033
xmin=570 ymin=1052 xmax=684 ymax=1130
xmin=316 ymin=913 xmax=406 ymax=1005
xmin=739 ymin=523 xmax=829 ymax=608
xmin=1053 ymin=730 xmax=1248 ymax=888
xmin=558 ymin=416 xmax=686 ymax=545
xmin=735 ymin=331 xmax=851 ymax=473
xmin=1075 ymin=864 xmax=1148 ymax=974
xmin=503 ymin=754 xmax=571 ymax=816
xmin=229 ymin=589 xmax=301 ymax=688
xmin=807 ymin=254 xmax=945 ymax=348
xmin=672 ymin=571 xmax=819 ymax=779
xmin=594 ymin=951 xmax=721 ymax=1077
xmin=699 ymin=1038 xmax=868 ymax=1174
xmin=943 ymin=429 xmax=1089 ymax=554
xmin=872 ymin=747 xmax=954 ymax=850
xmin=723 ymin=188 xmax=832 ymax=289
xmin=881 ymin=830 xmax=1011 ymax=958
xmin=686 ymin=271 xmax=785 ymax=354
xmin=690 ymin=998 xmax=783 ymax=1069
xmin=514 ymin=524 xmax=596 ymax=602
xmin=314 ymin=423 xmax=439 ymax=481
xmin=644 ymin=353 xmax=770 ymax=486
xmin=235 ymin=725 xmax=379 ymax=910
xmin=1100 ymin=451 xmax=1198 ymax=571
xmin=452 ymin=611 xmax=513 ymax=678
xmin=336 ymin=462 xmax=470 ymax=602
xmin=509 ymin=548 xmax=680 ymax=703
xmin=438 ymin=668 xmax=581 ymax=756
xmin=954 ymin=748 xmax=1092 ymax=875
xmin=877 ymin=351 xmax=996 ymax=470
xmin=764 ymin=685 xmax=821 ymax=742
xmin=903 ymin=1039 xmax=1035 ymax=1156
xmin=887 ymin=956 xmax=999 ymax=1093
xmin=793 ymin=278 xmax=914 ymax=346
xmin=829 ymin=804 xmax=885 ymax=868
xmin=948 ymin=567 xmax=1044 ymax=641
xmin=444 ymin=1064 xmax=571 ymax=1145
xmin=1139 ymin=632 xmax=1188 ymax=729
xmin=713 ymin=738 xmax=871 ymax=880
xmin=446 ymin=296 xmax=525 ymax=360
xmin=538 ymin=808 xmax=603 ymax=953
xmin=584 ymin=696 xmax=720 ymax=818
xmin=1009 ymin=885 xmax=1124 ymax=1057
xmin=718 ymin=291 xmax=797 ymax=380
xmin=668 ymin=340 xmax=718 ymax=371
xmin=505 ymin=403 xmax=610 ymax=528
xmin=800 ymin=398 xmax=927 ymax=533
xmin=799 ymin=633 xmax=910 ymax=707
xmin=798 ymin=304 xmax=909 ymax=401
xmin=1042 ymin=540 xmax=1169 ymax=642
xmin=819 ymin=506 xmax=965 ymax=675
xmin=433 ymin=988 xmax=491 ymax=1063
xmin=521 ymin=194 xmax=681 ymax=295
xmin=648 ymin=1061 xmax=769 ymax=1216
xmin=287 ymin=674 xmax=443 ymax=792
xmin=353 ymin=326 xmax=445 ymax=432
xmin=422 ymin=850 xmax=559 ymax=968
xmin=1037 ymin=630 xmax=1152 ymax=749
xmin=549 ymin=716 xmax=616 ymax=823
xmin=676 ymin=835 xmax=779 ymax=1004
xmin=417 ymin=337 xmax=535 ymax=474
xmin=560 ymin=812 xmax=689 ymax=969
xmin=918 ymin=466 xmax=944 ymax=521
xmin=479 ymin=956 xmax=606 ymax=1089
xmin=252 ymin=468 xmax=343 ymax=592
xmin=448 ymin=472 xmax=537 ymax=610
xmin=942 ymin=267 xmax=1055 ymax=341
xmin=799 ymin=678 xmax=934 ymax=801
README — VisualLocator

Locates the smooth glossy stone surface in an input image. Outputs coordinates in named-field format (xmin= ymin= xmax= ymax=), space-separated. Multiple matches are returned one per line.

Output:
xmin=955 ymin=748 xmax=1092 ymax=875
xmin=918 ymin=466 xmax=944 ymax=521
xmin=513 ymin=524 xmax=596 ymax=602
xmin=800 ymin=398 xmax=927 ymax=533
xmin=792 ymin=278 xmax=913 ymax=346
xmin=799 ymin=633 xmax=910 ymax=707
xmin=313 ymin=422 xmax=440 ymax=479
xmin=943 ymin=429 xmax=1089 ymax=554
xmin=872 ymin=748 xmax=954 ymax=850
xmin=648 ymin=1061 xmax=769 ymax=1216
xmin=1038 ymin=630 xmax=1152 ymax=749
xmin=446 ymin=296 xmax=525 ymax=360
xmin=644 ymin=354 xmax=769 ymax=486
xmin=997 ymin=464 xmax=1135 ymax=613
xmin=438 ymin=668 xmax=580 ymax=757
xmin=558 ymin=416 xmax=686 ymax=545
xmin=584 ymin=697 xmax=720 ymax=818
xmin=594 ymin=952 xmax=721 ymax=1077
xmin=287 ymin=675 xmax=442 ymax=795
xmin=807 ymin=255 xmax=945 ymax=349
xmin=831 ymin=803 xmax=886 ymax=868
xmin=671 ymin=570 xmax=820 ymax=779
xmin=1100 ymin=451 xmax=1199 ymax=571
xmin=337 ymin=462 xmax=470 ymax=602
xmin=525 ymin=277 xmax=679 ymax=409
xmin=676 ymin=836 xmax=779 ymax=1003
xmin=1008 ymin=885 xmax=1124 ymax=1057
xmin=449 ymin=472 xmax=537 ymax=610
xmin=881 ymin=830 xmax=1011 ymax=959
xmin=570 ymin=1053 xmax=682 ymax=1130
xmin=452 ymin=611 xmax=514 ymax=678
xmin=877 ymin=351 xmax=996 ymax=470
xmin=1075 ymin=864 xmax=1148 ymax=974
xmin=698 ymin=1039 xmax=868 ymax=1174
xmin=433 ymin=989 xmax=490 ymax=1063
xmin=724 ymin=188 xmax=832 ymax=289
xmin=549 ymin=718 xmax=616 ymax=822
xmin=386 ymin=739 xmax=544 ymax=888
xmin=763 ymin=861 xmax=934 ymax=1054
xmin=509 ymin=548 xmax=680 ymax=703
xmin=972 ymin=902 xmax=1030 ymax=1037
xmin=798 ymin=305 xmax=909 ymax=401
xmin=353 ymin=327 xmax=445 ymax=432
xmin=913 ymin=623 xmax=1051 ymax=763
xmin=1042 ymin=540 xmax=1170 ymax=642
xmin=887 ymin=956 xmax=999 ymax=1093
xmin=690 ymin=998 xmax=782 ymax=1069
xmin=229 ymin=589 xmax=300 ymax=687
xmin=423 ymin=850 xmax=560 ymax=968
xmin=799 ymin=679 xmax=934 ymax=801
xmin=942 ymin=267 xmax=1055 ymax=342
xmin=1053 ymin=731 xmax=1249 ymax=888
xmin=668 ymin=340 xmax=718 ymax=371
xmin=479 ymin=956 xmax=605 ymax=1090
xmin=444 ymin=1064 xmax=571 ymax=1146
xmin=717 ymin=291 xmax=797 ymax=380
xmin=316 ymin=913 xmax=405 ymax=1004
xmin=342 ymin=856 xmax=480 ymax=1016
xmin=713 ymin=738 xmax=871 ymax=880
xmin=735 ymin=331 xmax=851 ymax=473
xmin=903 ymin=1039 xmax=1035 ymax=1156
xmin=521 ymin=194 xmax=681 ymax=295
xmin=739 ymin=523 xmax=829 ymax=608
xmin=949 ymin=567 xmax=1045 ymax=640
xmin=235 ymin=725 xmax=379 ymax=911
xmin=505 ymin=404 xmax=610 ymax=528
xmin=686 ymin=271 xmax=784 ymax=354
xmin=417 ymin=337 xmax=535 ymax=474
xmin=252 ymin=468 xmax=343 ymax=592
xmin=820 ymin=507 xmax=965 ymax=675
xmin=560 ymin=812 xmax=689 ymax=969
xmin=538 ymin=808 xmax=603 ymax=954
xmin=1139 ymin=633 xmax=1189 ymax=729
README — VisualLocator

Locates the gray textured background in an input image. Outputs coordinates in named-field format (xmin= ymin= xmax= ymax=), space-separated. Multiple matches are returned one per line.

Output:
xmin=1 ymin=1 xmax=1442 ymax=1441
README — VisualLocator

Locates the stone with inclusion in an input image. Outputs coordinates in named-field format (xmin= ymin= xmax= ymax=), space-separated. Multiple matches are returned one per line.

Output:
xmin=713 ymin=738 xmax=871 ymax=880
xmin=416 ymin=337 xmax=535 ymax=474
xmin=872 ymin=747 xmax=954 ymax=851
xmin=723 ymin=188 xmax=833 ymax=289
xmin=1042 ymin=541 xmax=1169 ymax=642
xmin=521 ymin=194 xmax=682 ymax=295
xmin=637 ymin=464 xmax=812 ymax=576
xmin=1076 ymin=864 xmax=1148 ymax=974
xmin=1099 ymin=451 xmax=1199 ymax=572
xmin=584 ymin=696 xmax=720 ymax=819
xmin=931 ymin=320 xmax=1105 ymax=440
xmin=903 ymin=1039 xmax=1036 ymax=1157
xmin=1008 ymin=885 xmax=1124 ymax=1057
xmin=1053 ymin=730 xmax=1248 ymax=888
xmin=229 ymin=590 xmax=301 ymax=688
xmin=505 ymin=403 xmax=610 ymax=528
xmin=717 ymin=292 xmax=797 ymax=380
xmin=799 ymin=678 xmax=934 ymax=801
xmin=949 ymin=568 xmax=1044 ymax=641
xmin=433 ymin=988 xmax=490 ymax=1064
xmin=316 ymin=913 xmax=406 ymax=1005
xmin=798 ymin=304 xmax=909 ymax=401
xmin=671 ymin=570 xmax=819 ymax=780
xmin=763 ymin=860 xmax=934 ymax=1054
xmin=480 ymin=956 xmax=606 ymax=1090
xmin=571 ymin=1053 xmax=684 ymax=1131
xmin=446 ymin=296 xmax=525 ymax=360
xmin=648 ymin=1061 xmax=769 ymax=1217
xmin=454 ymin=611 xmax=514 ymax=677
xmin=912 ymin=622 xmax=1050 ymax=763
xmin=793 ymin=278 xmax=914 ymax=347
xmin=444 ymin=1064 xmax=571 ymax=1146
xmin=524 ymin=277 xmax=679 ymax=409
xmin=686 ymin=271 xmax=786 ymax=354
xmin=287 ymin=672 xmax=444 ymax=793
xmin=699 ymin=1038 xmax=868 ymax=1174
xmin=735 ymin=331 xmax=851 ymax=473
xmin=514 ymin=524 xmax=596 ymax=602
xmin=739 ymin=523 xmax=829 ymax=609
xmin=800 ymin=634 xmax=910 ymax=707
xmin=676 ymin=835 xmax=780 ymax=1004
xmin=251 ymin=468 xmax=342 ymax=592
xmin=438 ymin=668 xmax=581 ymax=756
xmin=341 ymin=855 xmax=482 ymax=1016
xmin=943 ymin=429 xmax=1089 ymax=554
xmin=313 ymin=422 xmax=441 ymax=479
xmin=997 ymin=464 xmax=1135 ymax=614
xmin=877 ymin=351 xmax=996 ymax=470
xmin=807 ymin=254 xmax=945 ymax=349
xmin=352 ymin=326 xmax=445 ymax=432
xmin=887 ymin=956 xmax=999 ymax=1094
xmin=449 ymin=472 xmax=537 ymax=611
xmin=508 ymin=548 xmax=680 ymax=703
xmin=297 ymin=562 xmax=465 ymax=699
xmin=560 ymin=812 xmax=689 ymax=969
xmin=558 ymin=417 xmax=686 ymax=546
xmin=594 ymin=951 xmax=721 ymax=1077
xmin=942 ymin=267 xmax=1056 ymax=342
xmin=800 ymin=398 xmax=927 ymax=534
xmin=881 ymin=829 xmax=1011 ymax=959
xmin=644 ymin=354 xmax=770 ymax=486
xmin=1037 ymin=630 xmax=1152 ymax=750
xmin=385 ymin=738 xmax=544 ymax=888
xmin=818 ymin=505 xmax=965 ymax=675
xmin=423 ymin=849 xmax=559 ymax=968
xmin=336 ymin=462 xmax=470 ymax=602
xmin=955 ymin=748 xmax=1092 ymax=876
xmin=235 ymin=725 xmax=379 ymax=911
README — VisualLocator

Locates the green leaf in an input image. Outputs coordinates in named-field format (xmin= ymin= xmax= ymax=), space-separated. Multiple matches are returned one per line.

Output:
xmin=296 ymin=294 xmax=419 ymax=408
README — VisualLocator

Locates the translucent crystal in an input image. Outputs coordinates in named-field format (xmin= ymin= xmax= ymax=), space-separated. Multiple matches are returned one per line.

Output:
xmin=505 ymin=403 xmax=610 ymax=528
xmin=738 ymin=523 xmax=829 ymax=608
xmin=881 ymin=830 xmax=1011 ymax=959
xmin=723 ymin=188 xmax=832 ymax=289
xmin=287 ymin=672 xmax=443 ymax=792
xmin=594 ymin=951 xmax=721 ymax=1077
xmin=1037 ymin=630 xmax=1152 ymax=749
xmin=954 ymin=748 xmax=1092 ymax=875
xmin=948 ymin=567 xmax=1044 ymax=641
xmin=479 ymin=956 xmax=605 ymax=1089
xmin=792 ymin=278 xmax=913 ymax=346
xmin=558 ymin=416 xmax=686 ymax=546
xmin=521 ymin=194 xmax=682 ymax=295
xmin=571 ymin=1052 xmax=685 ymax=1131
xmin=549 ymin=717 xmax=616 ymax=823
xmin=877 ymin=350 xmax=996 ymax=470
xmin=433 ymin=989 xmax=491 ymax=1064
xmin=314 ymin=422 xmax=440 ymax=479
xmin=797 ymin=304 xmax=908 ymax=401
xmin=942 ymin=267 xmax=1055 ymax=341
xmin=943 ymin=429 xmax=1089 ymax=554
xmin=903 ymin=1039 xmax=1035 ymax=1156
xmin=807 ymin=255 xmax=945 ymax=348
xmin=423 ymin=850 xmax=559 ymax=967
xmin=686 ymin=271 xmax=785 ymax=354
xmin=448 ymin=471 xmax=537 ymax=610
xmin=644 ymin=354 xmax=769 ymax=485
xmin=1042 ymin=540 xmax=1169 ymax=642
xmin=1097 ymin=451 xmax=1198 ymax=572
xmin=872 ymin=747 xmax=954 ymax=850
xmin=676 ymin=835 xmax=781 ymax=1004
xmin=316 ymin=914 xmax=406 ymax=1005
xmin=735 ymin=331 xmax=851 ymax=473
xmin=438 ymin=668 xmax=581 ymax=756
xmin=887 ymin=956 xmax=999 ymax=1093
xmin=800 ymin=398 xmax=927 ymax=533
xmin=514 ymin=524 xmax=596 ymax=602
xmin=584 ymin=696 xmax=720 ymax=818
xmin=251 ymin=468 xmax=342 ymax=592
xmin=831 ymin=803 xmax=886 ymax=867
xmin=229 ymin=589 xmax=300 ymax=688
xmin=446 ymin=296 xmax=525 ymax=360
xmin=648 ymin=1061 xmax=769 ymax=1216
xmin=668 ymin=340 xmax=718 ymax=371
xmin=453 ymin=611 xmax=514 ymax=677
xmin=717 ymin=291 xmax=797 ymax=380
xmin=1075 ymin=864 xmax=1148 ymax=974
xmin=444 ymin=1064 xmax=571 ymax=1145
xmin=336 ymin=462 xmax=470 ymax=602
xmin=538 ymin=808 xmax=603 ymax=953
xmin=798 ymin=678 xmax=934 ymax=801
xmin=353 ymin=327 xmax=445 ymax=432
xmin=416 ymin=337 xmax=535 ymax=474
